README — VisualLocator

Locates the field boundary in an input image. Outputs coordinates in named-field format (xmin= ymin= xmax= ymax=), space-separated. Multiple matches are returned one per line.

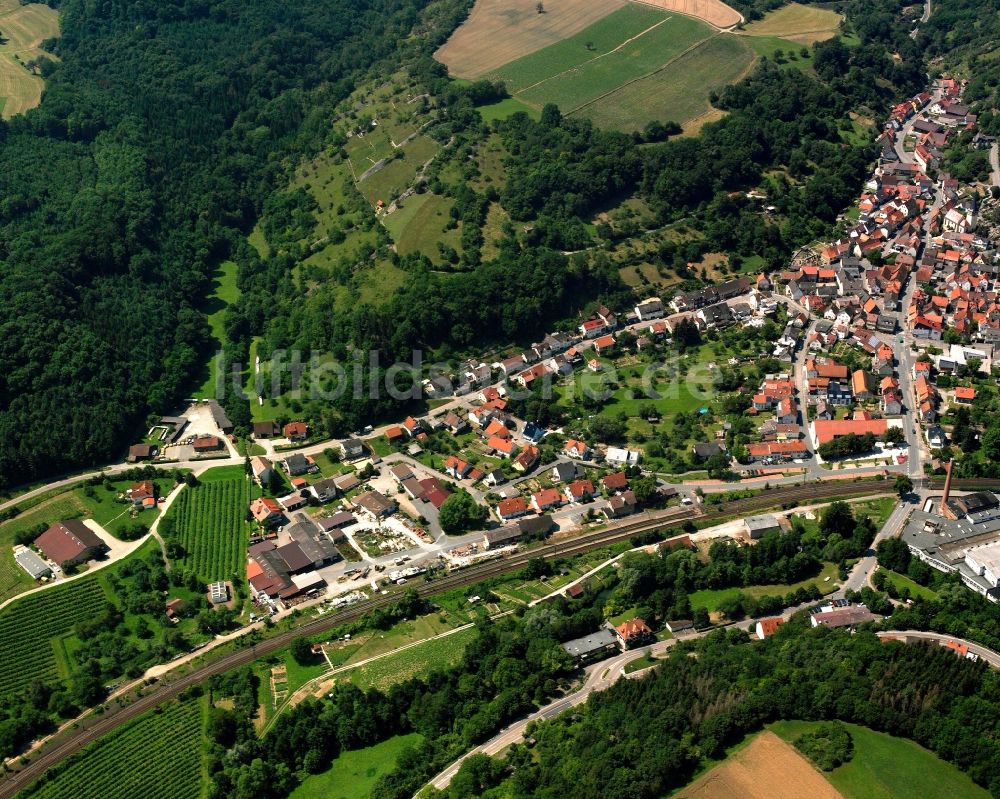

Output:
xmin=565 ymin=31 xmax=724 ymax=117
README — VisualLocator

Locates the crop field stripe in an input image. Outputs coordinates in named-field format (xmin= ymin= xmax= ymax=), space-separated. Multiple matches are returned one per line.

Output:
xmin=517 ymin=15 xmax=675 ymax=94
xmin=565 ymin=30 xmax=720 ymax=116
xmin=492 ymin=4 xmax=670 ymax=92
xmin=515 ymin=15 xmax=714 ymax=111
xmin=17 ymin=699 xmax=205 ymax=799
xmin=162 ymin=478 xmax=249 ymax=582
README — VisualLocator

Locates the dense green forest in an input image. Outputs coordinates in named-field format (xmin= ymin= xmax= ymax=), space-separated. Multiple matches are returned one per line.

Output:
xmin=0 ymin=0 xmax=468 ymax=488
xmin=435 ymin=626 xmax=1000 ymax=799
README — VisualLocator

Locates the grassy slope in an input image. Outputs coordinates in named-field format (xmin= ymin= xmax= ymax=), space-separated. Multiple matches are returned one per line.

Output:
xmin=495 ymin=4 xmax=670 ymax=92
xmin=289 ymin=734 xmax=424 ymax=799
xmin=742 ymin=3 xmax=842 ymax=39
xmin=192 ymin=259 xmax=239 ymax=398
xmin=517 ymin=15 xmax=713 ymax=112
xmin=0 ymin=0 xmax=59 ymax=118
xmin=578 ymin=33 xmax=753 ymax=131
xmin=769 ymin=720 xmax=990 ymax=799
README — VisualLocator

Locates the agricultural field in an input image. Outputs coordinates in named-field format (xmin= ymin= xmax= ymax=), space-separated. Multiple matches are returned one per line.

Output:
xmin=769 ymin=721 xmax=991 ymax=799
xmin=435 ymin=0 xmax=626 ymax=79
xmin=0 ymin=0 xmax=60 ymax=119
xmin=289 ymin=733 xmax=424 ymax=799
xmin=17 ymin=698 xmax=206 ymax=799
xmin=510 ymin=14 xmax=717 ymax=114
xmin=639 ymin=0 xmax=742 ymax=28
xmin=575 ymin=32 xmax=753 ymax=132
xmin=162 ymin=466 xmax=251 ymax=582
xmin=676 ymin=731 xmax=843 ymax=799
xmin=0 ymin=574 xmax=112 ymax=697
xmin=348 ymin=625 xmax=477 ymax=691
xmin=741 ymin=2 xmax=843 ymax=43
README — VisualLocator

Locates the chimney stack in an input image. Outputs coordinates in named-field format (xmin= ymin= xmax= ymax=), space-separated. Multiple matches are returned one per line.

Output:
xmin=941 ymin=459 xmax=954 ymax=516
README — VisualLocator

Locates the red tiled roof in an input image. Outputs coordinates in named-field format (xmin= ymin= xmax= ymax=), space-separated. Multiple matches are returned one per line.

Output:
xmin=616 ymin=617 xmax=652 ymax=641
xmin=813 ymin=418 xmax=888 ymax=445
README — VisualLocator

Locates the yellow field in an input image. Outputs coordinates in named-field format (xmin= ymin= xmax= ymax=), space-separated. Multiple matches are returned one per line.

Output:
xmin=742 ymin=2 xmax=842 ymax=43
xmin=435 ymin=0 xmax=627 ymax=78
xmin=677 ymin=731 xmax=844 ymax=799
xmin=634 ymin=0 xmax=742 ymax=28
xmin=0 ymin=0 xmax=59 ymax=118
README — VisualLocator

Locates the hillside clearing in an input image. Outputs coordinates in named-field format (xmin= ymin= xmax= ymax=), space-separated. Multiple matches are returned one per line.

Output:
xmin=434 ymin=0 xmax=626 ymax=78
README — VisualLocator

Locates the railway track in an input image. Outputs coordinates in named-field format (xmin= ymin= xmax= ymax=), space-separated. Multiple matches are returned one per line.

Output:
xmin=0 ymin=478 xmax=889 ymax=797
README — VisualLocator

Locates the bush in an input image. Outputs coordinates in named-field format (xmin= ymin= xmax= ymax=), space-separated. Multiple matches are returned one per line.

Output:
xmin=795 ymin=721 xmax=854 ymax=770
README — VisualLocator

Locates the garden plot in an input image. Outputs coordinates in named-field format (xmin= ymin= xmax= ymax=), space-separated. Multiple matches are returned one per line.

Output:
xmin=348 ymin=518 xmax=421 ymax=558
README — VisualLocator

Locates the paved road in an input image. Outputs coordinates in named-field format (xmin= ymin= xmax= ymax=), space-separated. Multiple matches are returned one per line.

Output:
xmin=878 ymin=629 xmax=1000 ymax=668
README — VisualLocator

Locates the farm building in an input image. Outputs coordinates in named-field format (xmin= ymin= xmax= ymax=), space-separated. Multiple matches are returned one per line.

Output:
xmin=285 ymin=513 xmax=341 ymax=566
xmin=810 ymin=605 xmax=879 ymax=629
xmin=253 ymin=421 xmax=279 ymax=439
xmin=192 ymin=435 xmax=223 ymax=452
xmin=34 ymin=520 xmax=106 ymax=566
xmin=14 ymin=547 xmax=52 ymax=580
xmin=127 ymin=444 xmax=156 ymax=462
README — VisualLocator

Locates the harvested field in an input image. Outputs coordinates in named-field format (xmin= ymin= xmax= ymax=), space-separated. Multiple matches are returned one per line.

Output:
xmin=435 ymin=0 xmax=626 ymax=79
xmin=635 ymin=0 xmax=742 ymax=28
xmin=0 ymin=0 xmax=59 ymax=118
xmin=742 ymin=2 xmax=842 ymax=43
xmin=676 ymin=731 xmax=843 ymax=799
xmin=575 ymin=32 xmax=752 ymax=131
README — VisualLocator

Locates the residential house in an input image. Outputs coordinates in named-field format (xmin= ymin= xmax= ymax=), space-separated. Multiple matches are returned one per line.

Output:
xmin=251 ymin=456 xmax=276 ymax=488
xmin=512 ymin=445 xmax=540 ymax=473
xmin=564 ymin=439 xmax=590 ymax=459
xmin=606 ymin=447 xmax=640 ymax=466
xmin=283 ymin=421 xmax=309 ymax=441
xmin=692 ymin=442 xmax=724 ymax=462
xmin=496 ymin=496 xmax=530 ymax=522
xmin=579 ymin=319 xmax=606 ymax=339
xmin=442 ymin=411 xmax=468 ymax=434
xmin=852 ymin=370 xmax=876 ymax=402
xmin=128 ymin=480 xmax=156 ymax=508
xmin=283 ymin=453 xmax=316 ymax=477
xmin=333 ymin=472 xmax=360 ymax=493
xmin=602 ymin=472 xmax=629 ymax=493
xmin=955 ymin=386 xmax=976 ymax=405
xmin=551 ymin=462 xmax=580 ymax=483
xmin=311 ymin=477 xmax=339 ymax=504
xmin=250 ymin=497 xmax=284 ymax=528
xmin=755 ymin=617 xmax=785 ymax=639
xmin=341 ymin=438 xmax=365 ymax=460
xmin=531 ymin=488 xmax=564 ymax=513
xmin=564 ymin=479 xmax=595 ymax=504
xmin=593 ymin=334 xmax=616 ymax=356
xmin=615 ymin=618 xmax=654 ymax=649
xmin=604 ymin=490 xmax=637 ymax=519
xmin=746 ymin=440 xmax=809 ymax=463
xmin=634 ymin=297 xmax=665 ymax=320
xmin=488 ymin=436 xmax=517 ymax=458
xmin=445 ymin=455 xmax=474 ymax=480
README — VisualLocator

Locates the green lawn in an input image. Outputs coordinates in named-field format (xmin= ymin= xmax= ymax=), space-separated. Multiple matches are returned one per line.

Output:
xmin=881 ymin=569 xmax=937 ymax=601
xmin=289 ymin=734 xmax=423 ymax=799
xmin=690 ymin=562 xmax=842 ymax=612
xmin=769 ymin=720 xmax=990 ymax=799
xmin=517 ymin=15 xmax=714 ymax=114
xmin=477 ymin=96 xmax=538 ymax=122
